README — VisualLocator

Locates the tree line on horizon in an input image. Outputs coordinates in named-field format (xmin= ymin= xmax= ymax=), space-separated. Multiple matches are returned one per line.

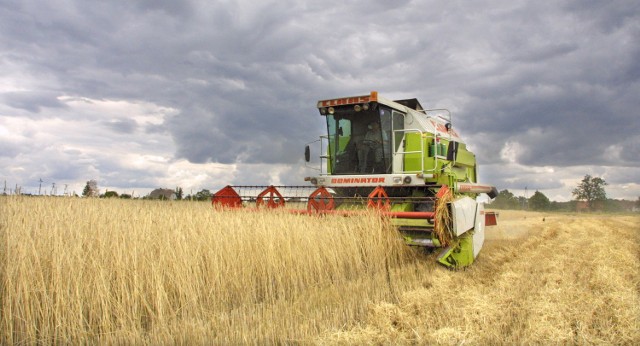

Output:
xmin=70 ymin=175 xmax=640 ymax=212
xmin=491 ymin=175 xmax=639 ymax=212
xmin=81 ymin=180 xmax=213 ymax=201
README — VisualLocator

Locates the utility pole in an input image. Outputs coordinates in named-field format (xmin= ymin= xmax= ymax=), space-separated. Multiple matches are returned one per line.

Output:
xmin=38 ymin=178 xmax=43 ymax=195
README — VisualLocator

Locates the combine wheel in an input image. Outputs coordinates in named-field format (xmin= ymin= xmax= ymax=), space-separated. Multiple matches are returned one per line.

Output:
xmin=256 ymin=186 xmax=285 ymax=208
xmin=307 ymin=187 xmax=335 ymax=212
xmin=367 ymin=186 xmax=391 ymax=210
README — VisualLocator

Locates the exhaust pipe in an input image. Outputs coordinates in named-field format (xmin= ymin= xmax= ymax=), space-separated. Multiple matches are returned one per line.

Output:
xmin=456 ymin=183 xmax=498 ymax=199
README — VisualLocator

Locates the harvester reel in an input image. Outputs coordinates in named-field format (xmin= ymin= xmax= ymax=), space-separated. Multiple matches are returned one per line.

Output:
xmin=256 ymin=185 xmax=285 ymax=208
xmin=307 ymin=187 xmax=335 ymax=212
xmin=211 ymin=185 xmax=242 ymax=208
xmin=367 ymin=186 xmax=391 ymax=210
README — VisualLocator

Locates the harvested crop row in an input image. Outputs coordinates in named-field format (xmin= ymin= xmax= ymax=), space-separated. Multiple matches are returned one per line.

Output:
xmin=321 ymin=214 xmax=640 ymax=345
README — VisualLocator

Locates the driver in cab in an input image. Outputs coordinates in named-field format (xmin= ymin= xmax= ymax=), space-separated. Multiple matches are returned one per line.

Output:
xmin=358 ymin=122 xmax=387 ymax=173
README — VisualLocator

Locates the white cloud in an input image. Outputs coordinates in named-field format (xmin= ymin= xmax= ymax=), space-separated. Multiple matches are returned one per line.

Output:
xmin=1 ymin=0 xmax=639 ymax=201
xmin=500 ymin=141 xmax=523 ymax=164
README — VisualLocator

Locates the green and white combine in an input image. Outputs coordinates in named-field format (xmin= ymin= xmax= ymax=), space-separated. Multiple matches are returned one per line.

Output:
xmin=212 ymin=91 xmax=498 ymax=268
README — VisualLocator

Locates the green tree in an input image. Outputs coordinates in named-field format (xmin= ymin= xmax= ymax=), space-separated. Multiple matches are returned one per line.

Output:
xmin=102 ymin=190 xmax=119 ymax=198
xmin=195 ymin=189 xmax=212 ymax=201
xmin=572 ymin=175 xmax=607 ymax=211
xmin=120 ymin=193 xmax=132 ymax=199
xmin=491 ymin=189 xmax=519 ymax=209
xmin=549 ymin=201 xmax=562 ymax=211
xmin=175 ymin=187 xmax=184 ymax=200
xmin=529 ymin=190 xmax=550 ymax=211
xmin=82 ymin=180 xmax=99 ymax=197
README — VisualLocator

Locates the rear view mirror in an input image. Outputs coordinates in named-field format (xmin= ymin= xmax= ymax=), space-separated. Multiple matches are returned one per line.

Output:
xmin=304 ymin=145 xmax=310 ymax=162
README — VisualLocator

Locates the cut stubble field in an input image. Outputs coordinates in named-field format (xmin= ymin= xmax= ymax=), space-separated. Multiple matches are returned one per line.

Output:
xmin=1 ymin=197 xmax=638 ymax=344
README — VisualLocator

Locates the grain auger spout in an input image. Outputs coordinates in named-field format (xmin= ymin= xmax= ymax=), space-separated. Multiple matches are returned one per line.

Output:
xmin=212 ymin=91 xmax=498 ymax=268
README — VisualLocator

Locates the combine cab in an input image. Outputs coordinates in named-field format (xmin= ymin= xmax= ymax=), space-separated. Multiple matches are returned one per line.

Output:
xmin=212 ymin=91 xmax=498 ymax=268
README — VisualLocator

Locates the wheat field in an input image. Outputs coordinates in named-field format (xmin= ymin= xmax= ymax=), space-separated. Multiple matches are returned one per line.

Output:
xmin=1 ymin=196 xmax=639 ymax=344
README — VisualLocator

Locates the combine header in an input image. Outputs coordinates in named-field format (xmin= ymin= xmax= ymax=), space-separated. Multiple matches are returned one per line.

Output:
xmin=212 ymin=91 xmax=498 ymax=268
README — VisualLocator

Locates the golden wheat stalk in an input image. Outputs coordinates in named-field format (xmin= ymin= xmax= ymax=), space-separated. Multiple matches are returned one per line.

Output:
xmin=2 ymin=197 xmax=638 ymax=344
xmin=433 ymin=189 xmax=455 ymax=246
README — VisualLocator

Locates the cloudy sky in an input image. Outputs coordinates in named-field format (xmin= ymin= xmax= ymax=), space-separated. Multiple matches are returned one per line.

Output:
xmin=1 ymin=0 xmax=638 ymax=201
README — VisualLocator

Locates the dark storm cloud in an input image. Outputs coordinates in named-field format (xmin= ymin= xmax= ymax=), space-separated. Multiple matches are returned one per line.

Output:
xmin=145 ymin=123 xmax=168 ymax=134
xmin=1 ymin=0 xmax=639 ymax=197
xmin=103 ymin=119 xmax=138 ymax=134
xmin=446 ymin=0 xmax=640 ymax=170
xmin=1 ymin=0 xmax=324 ymax=165
xmin=2 ymin=91 xmax=67 ymax=114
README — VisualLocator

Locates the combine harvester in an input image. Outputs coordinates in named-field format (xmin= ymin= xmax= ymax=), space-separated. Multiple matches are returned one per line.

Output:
xmin=212 ymin=91 xmax=498 ymax=268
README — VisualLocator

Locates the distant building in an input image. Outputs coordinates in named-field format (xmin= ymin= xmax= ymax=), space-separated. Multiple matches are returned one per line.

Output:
xmin=148 ymin=188 xmax=176 ymax=200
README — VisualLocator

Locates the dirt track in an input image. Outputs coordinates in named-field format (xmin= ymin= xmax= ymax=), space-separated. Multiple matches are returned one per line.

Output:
xmin=321 ymin=211 xmax=640 ymax=345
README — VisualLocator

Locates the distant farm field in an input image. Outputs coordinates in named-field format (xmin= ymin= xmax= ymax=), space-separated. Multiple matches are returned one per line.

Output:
xmin=1 ymin=197 xmax=639 ymax=344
